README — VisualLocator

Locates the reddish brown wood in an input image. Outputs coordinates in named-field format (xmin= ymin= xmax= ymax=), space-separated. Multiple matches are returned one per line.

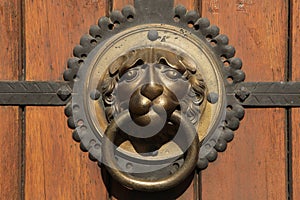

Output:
xmin=3 ymin=0 xmax=292 ymax=199
xmin=24 ymin=1 xmax=108 ymax=199
xmin=174 ymin=0 xmax=199 ymax=11
xmin=25 ymin=108 xmax=106 ymax=199
xmin=0 ymin=1 xmax=22 ymax=199
xmin=201 ymin=0 xmax=288 ymax=199
xmin=177 ymin=175 xmax=196 ymax=200
xmin=292 ymin=111 xmax=300 ymax=199
xmin=0 ymin=108 xmax=21 ymax=199
xmin=113 ymin=0 xmax=133 ymax=10
xmin=292 ymin=0 xmax=300 ymax=199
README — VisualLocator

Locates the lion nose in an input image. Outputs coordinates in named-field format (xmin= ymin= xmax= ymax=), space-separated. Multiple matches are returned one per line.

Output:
xmin=141 ymin=83 xmax=163 ymax=101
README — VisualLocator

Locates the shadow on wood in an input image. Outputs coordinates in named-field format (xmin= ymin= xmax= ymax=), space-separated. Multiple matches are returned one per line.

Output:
xmin=101 ymin=166 xmax=194 ymax=200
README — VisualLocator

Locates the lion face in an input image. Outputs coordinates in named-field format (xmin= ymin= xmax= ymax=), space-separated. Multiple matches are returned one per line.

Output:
xmin=116 ymin=62 xmax=190 ymax=125
xmin=100 ymin=48 xmax=206 ymax=153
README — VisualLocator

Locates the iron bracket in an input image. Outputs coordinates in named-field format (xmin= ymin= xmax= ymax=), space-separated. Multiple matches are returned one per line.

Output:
xmin=0 ymin=81 xmax=72 ymax=106
xmin=0 ymin=81 xmax=299 ymax=107
xmin=227 ymin=82 xmax=300 ymax=107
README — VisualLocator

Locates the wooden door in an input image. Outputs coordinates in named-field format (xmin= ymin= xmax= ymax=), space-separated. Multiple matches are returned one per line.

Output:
xmin=0 ymin=0 xmax=299 ymax=199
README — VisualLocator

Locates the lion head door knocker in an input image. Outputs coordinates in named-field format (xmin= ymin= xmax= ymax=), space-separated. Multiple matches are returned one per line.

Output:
xmin=64 ymin=0 xmax=245 ymax=192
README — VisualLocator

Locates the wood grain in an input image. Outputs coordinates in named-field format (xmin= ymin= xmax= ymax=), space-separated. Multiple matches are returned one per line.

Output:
xmin=0 ymin=1 xmax=22 ymax=199
xmin=112 ymin=0 xmax=133 ymax=10
xmin=16 ymin=0 xmax=295 ymax=199
xmin=292 ymin=0 xmax=300 ymax=199
xmin=0 ymin=108 xmax=21 ymax=199
xmin=201 ymin=0 xmax=288 ymax=199
xmin=25 ymin=0 xmax=108 ymax=199
xmin=174 ymin=0 xmax=199 ymax=11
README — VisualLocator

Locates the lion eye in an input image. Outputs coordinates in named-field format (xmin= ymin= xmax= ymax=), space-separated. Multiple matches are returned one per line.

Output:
xmin=123 ymin=68 xmax=139 ymax=82
xmin=164 ymin=69 xmax=181 ymax=80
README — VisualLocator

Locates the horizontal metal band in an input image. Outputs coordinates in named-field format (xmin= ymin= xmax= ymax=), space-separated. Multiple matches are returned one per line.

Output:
xmin=0 ymin=81 xmax=299 ymax=107
xmin=226 ymin=82 xmax=300 ymax=107
xmin=0 ymin=81 xmax=71 ymax=106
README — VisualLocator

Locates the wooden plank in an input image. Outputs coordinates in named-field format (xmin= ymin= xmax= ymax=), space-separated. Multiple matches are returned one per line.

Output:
xmin=0 ymin=1 xmax=22 ymax=199
xmin=113 ymin=0 xmax=133 ymax=10
xmin=0 ymin=108 xmax=21 ymax=199
xmin=177 ymin=174 xmax=197 ymax=200
xmin=25 ymin=1 xmax=108 ymax=199
xmin=174 ymin=0 xmax=199 ymax=11
xmin=202 ymin=109 xmax=286 ymax=199
xmin=201 ymin=0 xmax=288 ymax=199
xmin=292 ymin=0 xmax=300 ymax=199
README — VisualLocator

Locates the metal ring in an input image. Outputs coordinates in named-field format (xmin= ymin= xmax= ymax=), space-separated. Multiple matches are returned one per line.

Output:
xmin=102 ymin=110 xmax=200 ymax=192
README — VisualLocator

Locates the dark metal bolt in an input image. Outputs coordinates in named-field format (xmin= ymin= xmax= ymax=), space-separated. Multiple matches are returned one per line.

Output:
xmin=147 ymin=30 xmax=159 ymax=41
xmin=235 ymin=86 xmax=250 ymax=102
xmin=207 ymin=92 xmax=219 ymax=104
xmin=57 ymin=85 xmax=72 ymax=101
xmin=90 ymin=89 xmax=101 ymax=100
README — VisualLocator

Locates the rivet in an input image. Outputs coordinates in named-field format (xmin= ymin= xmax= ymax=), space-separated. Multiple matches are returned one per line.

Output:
xmin=207 ymin=92 xmax=219 ymax=104
xmin=147 ymin=30 xmax=159 ymax=41
xmin=90 ymin=89 xmax=101 ymax=100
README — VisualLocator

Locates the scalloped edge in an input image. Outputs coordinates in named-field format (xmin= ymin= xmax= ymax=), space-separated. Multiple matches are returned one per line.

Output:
xmin=63 ymin=2 xmax=245 ymax=171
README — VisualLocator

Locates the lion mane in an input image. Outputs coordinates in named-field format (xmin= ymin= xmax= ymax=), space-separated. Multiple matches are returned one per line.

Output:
xmin=100 ymin=48 xmax=206 ymax=126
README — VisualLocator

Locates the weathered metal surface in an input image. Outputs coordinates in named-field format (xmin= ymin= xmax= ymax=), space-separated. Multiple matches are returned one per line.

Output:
xmin=0 ymin=81 xmax=71 ymax=106
xmin=1 ymin=81 xmax=299 ymax=107
xmin=103 ymin=110 xmax=200 ymax=192
xmin=227 ymin=82 xmax=300 ymax=107
xmin=64 ymin=0 xmax=245 ymax=191
xmin=101 ymin=48 xmax=207 ymax=153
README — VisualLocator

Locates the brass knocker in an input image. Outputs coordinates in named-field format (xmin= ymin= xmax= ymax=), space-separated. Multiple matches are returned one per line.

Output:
xmin=65 ymin=0 xmax=245 ymax=192
xmin=101 ymin=48 xmax=205 ymax=191
xmin=103 ymin=110 xmax=199 ymax=192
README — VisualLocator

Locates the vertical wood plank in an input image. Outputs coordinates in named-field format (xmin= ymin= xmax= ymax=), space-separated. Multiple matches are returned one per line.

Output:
xmin=25 ymin=0 xmax=108 ymax=199
xmin=113 ymin=0 xmax=133 ymax=10
xmin=0 ymin=1 xmax=22 ymax=199
xmin=203 ymin=109 xmax=286 ymax=199
xmin=177 ymin=174 xmax=197 ymax=200
xmin=0 ymin=108 xmax=21 ymax=199
xmin=201 ymin=0 xmax=288 ymax=199
xmin=292 ymin=0 xmax=300 ymax=199
xmin=174 ymin=0 xmax=198 ymax=11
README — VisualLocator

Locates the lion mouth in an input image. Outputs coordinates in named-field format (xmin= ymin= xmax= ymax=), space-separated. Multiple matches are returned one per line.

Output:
xmin=129 ymin=85 xmax=180 ymax=126
xmin=120 ymin=85 xmax=182 ymax=153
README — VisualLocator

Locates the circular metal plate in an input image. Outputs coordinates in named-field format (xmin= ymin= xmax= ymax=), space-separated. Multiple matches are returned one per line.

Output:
xmin=64 ymin=1 xmax=245 ymax=172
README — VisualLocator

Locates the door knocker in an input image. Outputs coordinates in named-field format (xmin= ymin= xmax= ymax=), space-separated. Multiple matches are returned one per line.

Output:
xmin=64 ymin=0 xmax=245 ymax=192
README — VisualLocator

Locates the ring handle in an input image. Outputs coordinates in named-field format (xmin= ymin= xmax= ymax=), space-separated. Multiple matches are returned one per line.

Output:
xmin=102 ymin=111 xmax=199 ymax=192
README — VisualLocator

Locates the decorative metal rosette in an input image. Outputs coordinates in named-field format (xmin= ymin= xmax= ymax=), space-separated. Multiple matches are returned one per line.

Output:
xmin=63 ymin=0 xmax=245 ymax=175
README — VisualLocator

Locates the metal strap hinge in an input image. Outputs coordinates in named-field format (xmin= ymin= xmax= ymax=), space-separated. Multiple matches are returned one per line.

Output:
xmin=0 ymin=81 xmax=299 ymax=107
xmin=0 ymin=81 xmax=71 ymax=106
